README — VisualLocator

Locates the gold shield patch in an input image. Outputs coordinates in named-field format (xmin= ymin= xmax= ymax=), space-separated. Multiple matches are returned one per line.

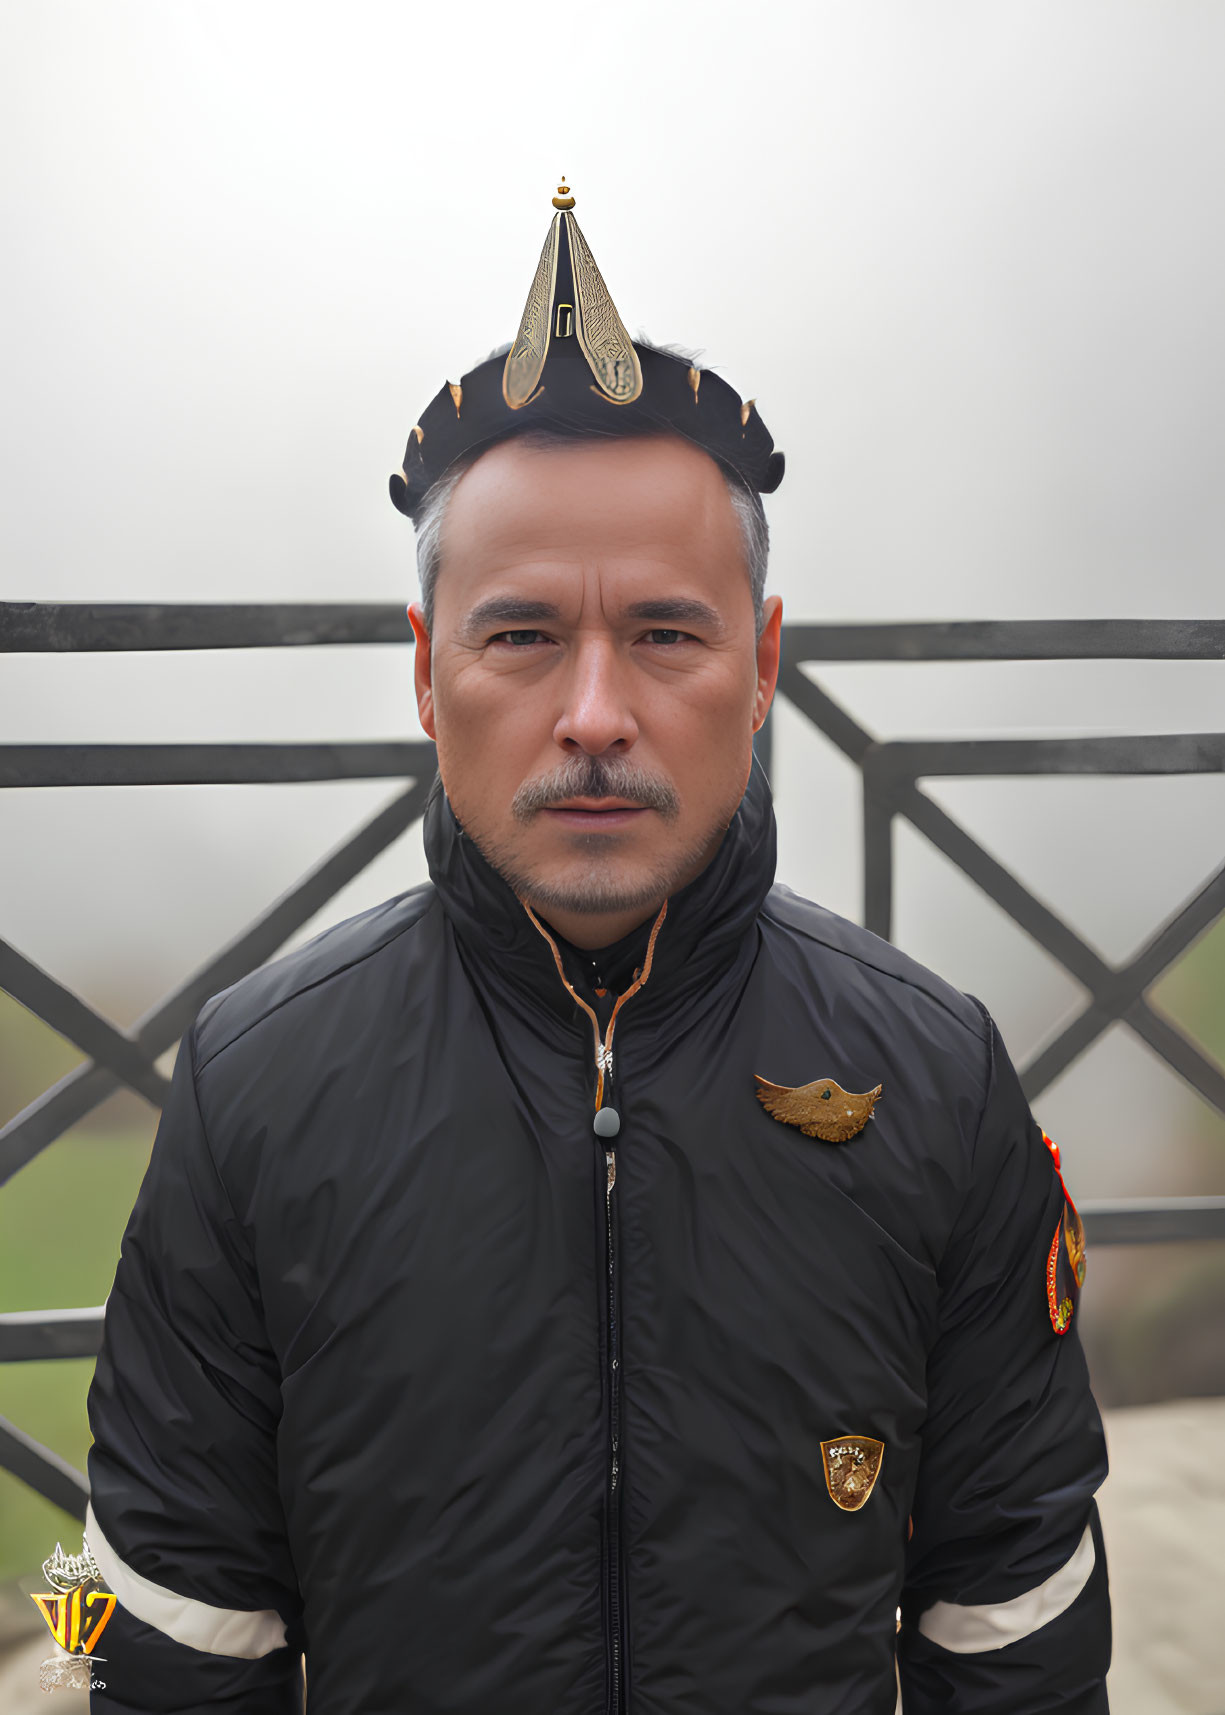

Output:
xmin=820 ymin=1436 xmax=885 ymax=1511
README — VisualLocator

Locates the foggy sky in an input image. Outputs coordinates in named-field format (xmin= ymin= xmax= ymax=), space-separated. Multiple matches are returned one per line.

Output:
xmin=2 ymin=0 xmax=1224 ymax=1202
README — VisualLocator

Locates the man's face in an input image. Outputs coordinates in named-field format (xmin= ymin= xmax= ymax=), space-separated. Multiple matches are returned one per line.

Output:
xmin=408 ymin=433 xmax=782 ymax=949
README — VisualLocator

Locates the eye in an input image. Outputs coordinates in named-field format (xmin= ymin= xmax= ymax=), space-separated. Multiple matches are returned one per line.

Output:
xmin=643 ymin=628 xmax=689 ymax=646
xmin=491 ymin=629 xmax=548 ymax=646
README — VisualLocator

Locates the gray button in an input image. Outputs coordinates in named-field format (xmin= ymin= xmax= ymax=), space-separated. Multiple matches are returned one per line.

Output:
xmin=593 ymin=1107 xmax=621 ymax=1138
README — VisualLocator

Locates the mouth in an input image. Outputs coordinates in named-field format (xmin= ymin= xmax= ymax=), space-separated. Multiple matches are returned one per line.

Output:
xmin=540 ymin=798 xmax=652 ymax=831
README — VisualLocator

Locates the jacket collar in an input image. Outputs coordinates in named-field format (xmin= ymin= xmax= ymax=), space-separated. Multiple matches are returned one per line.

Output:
xmin=423 ymin=757 xmax=778 ymax=1027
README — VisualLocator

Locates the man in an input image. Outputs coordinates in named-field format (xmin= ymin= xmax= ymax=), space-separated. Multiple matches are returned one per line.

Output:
xmin=84 ymin=185 xmax=1110 ymax=1712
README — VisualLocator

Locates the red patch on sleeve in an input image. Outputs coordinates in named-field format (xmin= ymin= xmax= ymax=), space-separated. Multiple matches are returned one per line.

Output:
xmin=1042 ymin=1130 xmax=1087 ymax=1334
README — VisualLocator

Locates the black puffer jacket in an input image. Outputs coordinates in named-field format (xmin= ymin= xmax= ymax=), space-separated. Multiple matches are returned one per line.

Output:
xmin=86 ymin=765 xmax=1110 ymax=1713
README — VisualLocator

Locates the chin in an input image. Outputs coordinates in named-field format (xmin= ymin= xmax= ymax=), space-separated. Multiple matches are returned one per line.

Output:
xmin=471 ymin=812 xmax=730 ymax=918
xmin=519 ymin=828 xmax=727 ymax=916
xmin=516 ymin=859 xmax=671 ymax=919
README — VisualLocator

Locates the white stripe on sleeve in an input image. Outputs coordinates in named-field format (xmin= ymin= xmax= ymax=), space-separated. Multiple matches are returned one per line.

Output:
xmin=917 ymin=1523 xmax=1095 ymax=1654
xmin=84 ymin=1500 xmax=289 ymax=1659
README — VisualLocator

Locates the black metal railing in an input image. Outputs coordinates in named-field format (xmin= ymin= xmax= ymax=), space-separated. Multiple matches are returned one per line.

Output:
xmin=2 ymin=603 xmax=1223 ymax=1518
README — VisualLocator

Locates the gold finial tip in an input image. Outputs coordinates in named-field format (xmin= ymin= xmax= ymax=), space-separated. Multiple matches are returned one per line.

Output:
xmin=552 ymin=178 xmax=575 ymax=209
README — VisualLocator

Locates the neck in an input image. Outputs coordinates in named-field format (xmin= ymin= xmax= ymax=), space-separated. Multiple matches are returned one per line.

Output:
xmin=520 ymin=897 xmax=665 ymax=950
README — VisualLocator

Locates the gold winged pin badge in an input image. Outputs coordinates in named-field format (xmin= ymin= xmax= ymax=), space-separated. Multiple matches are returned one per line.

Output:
xmin=754 ymin=1074 xmax=882 ymax=1143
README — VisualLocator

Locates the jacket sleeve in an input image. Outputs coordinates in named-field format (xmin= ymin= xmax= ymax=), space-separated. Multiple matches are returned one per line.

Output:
xmin=84 ymin=1023 xmax=304 ymax=1713
xmin=896 ymin=1004 xmax=1111 ymax=1713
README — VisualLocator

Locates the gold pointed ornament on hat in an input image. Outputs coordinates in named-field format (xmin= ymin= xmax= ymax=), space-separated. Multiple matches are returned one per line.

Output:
xmin=502 ymin=180 xmax=644 ymax=410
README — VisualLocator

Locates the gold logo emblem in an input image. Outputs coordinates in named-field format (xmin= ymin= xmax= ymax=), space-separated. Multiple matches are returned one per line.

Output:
xmin=754 ymin=1075 xmax=882 ymax=1143
xmin=821 ymin=1436 xmax=885 ymax=1511
xmin=30 ymin=1539 xmax=115 ymax=1693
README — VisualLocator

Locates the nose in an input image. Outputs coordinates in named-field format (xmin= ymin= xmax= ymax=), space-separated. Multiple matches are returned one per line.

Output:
xmin=553 ymin=636 xmax=640 ymax=755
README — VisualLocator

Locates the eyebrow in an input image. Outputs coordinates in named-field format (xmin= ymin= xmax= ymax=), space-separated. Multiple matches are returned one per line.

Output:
xmin=459 ymin=598 xmax=564 ymax=639
xmin=458 ymin=594 xmax=726 ymax=638
xmin=624 ymin=599 xmax=724 ymax=631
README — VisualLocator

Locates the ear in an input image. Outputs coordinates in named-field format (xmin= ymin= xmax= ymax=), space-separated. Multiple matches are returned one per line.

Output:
xmin=752 ymin=594 xmax=783 ymax=732
xmin=407 ymin=603 xmax=436 ymax=740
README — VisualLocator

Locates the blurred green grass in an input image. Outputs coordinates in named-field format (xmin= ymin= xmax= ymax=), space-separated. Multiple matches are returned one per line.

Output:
xmin=1153 ymin=911 xmax=1225 ymax=1073
xmin=0 ymin=993 xmax=156 ymax=1587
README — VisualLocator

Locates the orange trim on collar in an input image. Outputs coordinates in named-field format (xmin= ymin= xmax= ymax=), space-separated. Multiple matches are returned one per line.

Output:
xmin=520 ymin=899 xmax=669 ymax=1110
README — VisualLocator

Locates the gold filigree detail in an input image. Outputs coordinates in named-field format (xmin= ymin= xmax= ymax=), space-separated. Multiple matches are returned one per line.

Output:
xmin=42 ymin=1541 xmax=102 ymax=1594
xmin=1066 ymin=1203 xmax=1087 ymax=1287
xmin=552 ymin=176 xmax=575 ymax=210
xmin=447 ymin=382 xmax=462 ymax=418
xmin=40 ymin=1655 xmax=96 ymax=1692
xmin=567 ymin=212 xmax=642 ymax=404
xmin=740 ymin=398 xmax=755 ymax=428
xmin=688 ymin=366 xmax=701 ymax=402
xmin=409 ymin=425 xmax=424 ymax=445
xmin=588 ymin=384 xmax=637 ymax=407
xmin=504 ymin=216 xmax=561 ymax=409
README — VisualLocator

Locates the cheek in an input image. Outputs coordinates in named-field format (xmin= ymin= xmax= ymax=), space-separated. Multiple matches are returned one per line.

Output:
xmin=431 ymin=672 xmax=544 ymax=796
xmin=640 ymin=646 xmax=754 ymax=713
xmin=647 ymin=678 xmax=757 ymax=791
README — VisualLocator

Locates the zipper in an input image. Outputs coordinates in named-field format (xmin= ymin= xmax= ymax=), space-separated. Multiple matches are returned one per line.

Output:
xmin=518 ymin=896 xmax=670 ymax=1715
xmin=519 ymin=898 xmax=668 ymax=1113
xmin=604 ymin=1138 xmax=623 ymax=1715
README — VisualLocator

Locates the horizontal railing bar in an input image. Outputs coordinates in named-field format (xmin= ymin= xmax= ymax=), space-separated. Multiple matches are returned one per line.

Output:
xmin=0 ymin=1307 xmax=105 ymax=1362
xmin=0 ymin=1412 xmax=88 ymax=1519
xmin=1 ymin=601 xmax=411 ymax=651
xmin=8 ymin=733 xmax=1219 ymax=790
xmin=0 ymin=741 xmax=437 ymax=788
xmin=4 ymin=607 xmax=1224 ymax=660
xmin=783 ymin=619 xmax=1225 ymax=662
xmin=1081 ymin=1197 xmax=1225 ymax=1244
xmin=867 ymin=734 xmax=1225 ymax=779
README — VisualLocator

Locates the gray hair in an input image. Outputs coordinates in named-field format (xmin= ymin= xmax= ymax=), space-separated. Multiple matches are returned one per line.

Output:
xmin=413 ymin=433 xmax=770 ymax=638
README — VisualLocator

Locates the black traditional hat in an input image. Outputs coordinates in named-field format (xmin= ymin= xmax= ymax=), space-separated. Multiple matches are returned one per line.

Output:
xmin=389 ymin=180 xmax=785 ymax=522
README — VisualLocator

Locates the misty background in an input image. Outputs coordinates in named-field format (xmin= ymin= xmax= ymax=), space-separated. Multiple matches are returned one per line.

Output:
xmin=1 ymin=1 xmax=1223 ymax=1706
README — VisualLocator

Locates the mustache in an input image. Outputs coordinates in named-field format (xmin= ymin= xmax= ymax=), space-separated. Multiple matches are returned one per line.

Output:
xmin=511 ymin=754 xmax=681 ymax=821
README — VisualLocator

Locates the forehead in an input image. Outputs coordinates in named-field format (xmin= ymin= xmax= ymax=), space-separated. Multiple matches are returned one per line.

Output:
xmin=437 ymin=433 xmax=746 ymax=607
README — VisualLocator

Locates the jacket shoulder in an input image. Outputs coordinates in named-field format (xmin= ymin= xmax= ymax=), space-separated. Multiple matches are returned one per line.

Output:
xmin=194 ymin=883 xmax=439 ymax=1071
xmin=761 ymin=883 xmax=987 ymax=1047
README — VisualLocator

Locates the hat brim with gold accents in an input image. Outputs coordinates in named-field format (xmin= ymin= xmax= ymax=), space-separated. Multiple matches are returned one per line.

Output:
xmin=390 ymin=188 xmax=785 ymax=523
